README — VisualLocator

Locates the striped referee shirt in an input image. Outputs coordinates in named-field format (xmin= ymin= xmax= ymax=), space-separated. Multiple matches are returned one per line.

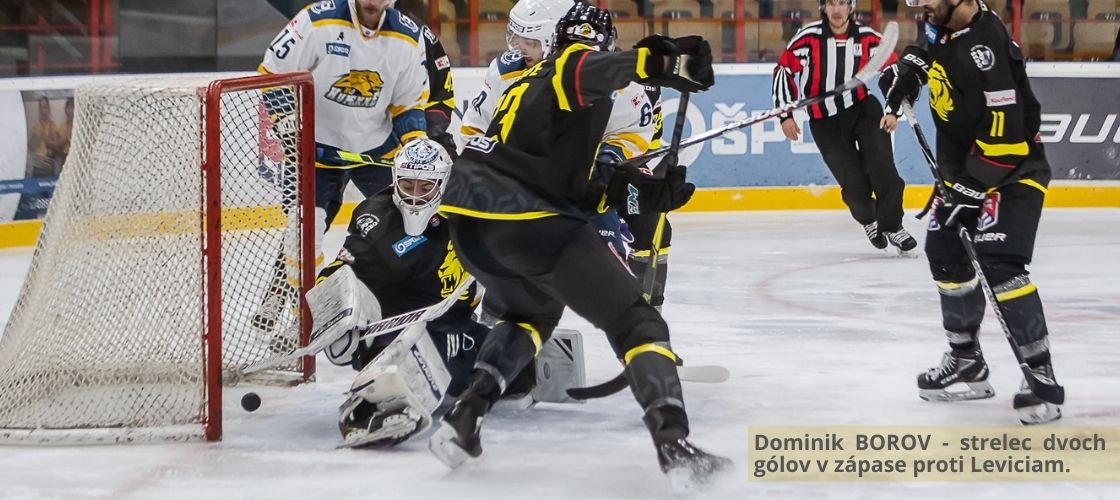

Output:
xmin=772 ymin=20 xmax=897 ymax=121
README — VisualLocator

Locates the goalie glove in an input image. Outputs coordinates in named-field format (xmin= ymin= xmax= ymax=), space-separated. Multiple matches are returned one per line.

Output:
xmin=604 ymin=162 xmax=695 ymax=215
xmin=634 ymin=34 xmax=715 ymax=93
xmin=879 ymin=45 xmax=930 ymax=116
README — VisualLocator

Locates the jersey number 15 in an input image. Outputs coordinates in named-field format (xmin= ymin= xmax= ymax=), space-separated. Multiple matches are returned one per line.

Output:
xmin=270 ymin=29 xmax=297 ymax=59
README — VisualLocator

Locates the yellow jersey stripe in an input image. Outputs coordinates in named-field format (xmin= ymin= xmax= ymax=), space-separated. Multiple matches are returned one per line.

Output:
xmin=975 ymin=140 xmax=1029 ymax=157
xmin=379 ymin=30 xmax=419 ymax=47
xmin=501 ymin=70 xmax=526 ymax=81
xmin=623 ymin=343 xmax=677 ymax=365
xmin=1018 ymin=178 xmax=1048 ymax=194
xmin=257 ymin=65 xmax=272 ymax=74
xmin=440 ymin=205 xmax=558 ymax=220
xmin=311 ymin=19 xmax=352 ymax=29
xmin=552 ymin=43 xmax=590 ymax=112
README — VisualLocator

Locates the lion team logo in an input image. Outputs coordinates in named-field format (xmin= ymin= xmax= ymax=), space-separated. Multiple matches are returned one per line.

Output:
xmin=325 ymin=70 xmax=383 ymax=108
xmin=927 ymin=61 xmax=955 ymax=122
xmin=438 ymin=242 xmax=469 ymax=300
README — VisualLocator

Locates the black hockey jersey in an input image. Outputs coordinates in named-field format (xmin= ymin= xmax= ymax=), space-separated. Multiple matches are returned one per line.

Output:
xmin=319 ymin=190 xmax=476 ymax=325
xmin=440 ymin=43 xmax=652 ymax=219
xmin=924 ymin=3 xmax=1050 ymax=190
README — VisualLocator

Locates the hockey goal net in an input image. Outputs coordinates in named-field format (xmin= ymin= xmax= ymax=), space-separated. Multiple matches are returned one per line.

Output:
xmin=0 ymin=72 xmax=317 ymax=444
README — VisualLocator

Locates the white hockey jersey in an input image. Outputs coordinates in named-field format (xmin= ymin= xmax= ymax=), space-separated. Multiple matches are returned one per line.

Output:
xmin=458 ymin=50 xmax=661 ymax=161
xmin=259 ymin=0 xmax=429 ymax=166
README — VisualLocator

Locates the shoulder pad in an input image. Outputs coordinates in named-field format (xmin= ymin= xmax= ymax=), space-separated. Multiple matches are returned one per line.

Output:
xmin=496 ymin=50 xmax=528 ymax=75
xmin=306 ymin=0 xmax=349 ymax=23
xmin=381 ymin=9 xmax=423 ymax=45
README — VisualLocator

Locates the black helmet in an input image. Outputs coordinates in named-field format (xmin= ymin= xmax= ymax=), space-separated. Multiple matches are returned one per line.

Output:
xmin=551 ymin=2 xmax=616 ymax=55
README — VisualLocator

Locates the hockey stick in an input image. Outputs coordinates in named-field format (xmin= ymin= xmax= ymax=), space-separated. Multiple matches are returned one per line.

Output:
xmin=619 ymin=21 xmax=899 ymax=169
xmin=566 ymin=25 xmax=898 ymax=401
xmin=228 ymin=276 xmax=475 ymax=384
xmin=899 ymin=102 xmax=1064 ymax=406
xmin=567 ymin=93 xmax=735 ymax=401
xmin=336 ymin=150 xmax=394 ymax=168
xmin=642 ymin=91 xmax=690 ymax=302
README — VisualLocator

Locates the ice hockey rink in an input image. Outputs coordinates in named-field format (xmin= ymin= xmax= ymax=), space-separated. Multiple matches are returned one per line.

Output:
xmin=1 ymin=208 xmax=1118 ymax=500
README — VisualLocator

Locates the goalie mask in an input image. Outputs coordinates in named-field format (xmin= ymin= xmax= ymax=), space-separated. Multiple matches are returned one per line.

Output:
xmin=550 ymin=3 xmax=617 ymax=56
xmin=508 ymin=0 xmax=575 ymax=64
xmin=392 ymin=138 xmax=453 ymax=236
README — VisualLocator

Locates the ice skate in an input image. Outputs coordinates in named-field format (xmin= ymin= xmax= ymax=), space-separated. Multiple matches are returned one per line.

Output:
xmin=428 ymin=390 xmax=488 ymax=469
xmin=656 ymin=437 xmax=733 ymax=493
xmin=885 ymin=227 xmax=918 ymax=256
xmin=1013 ymin=362 xmax=1063 ymax=425
xmin=917 ymin=350 xmax=995 ymax=402
xmin=863 ymin=221 xmax=887 ymax=250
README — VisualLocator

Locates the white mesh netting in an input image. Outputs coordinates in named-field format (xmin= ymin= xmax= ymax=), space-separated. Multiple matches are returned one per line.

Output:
xmin=0 ymin=74 xmax=312 ymax=444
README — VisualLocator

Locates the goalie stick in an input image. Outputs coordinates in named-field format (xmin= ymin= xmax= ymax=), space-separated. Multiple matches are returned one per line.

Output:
xmin=619 ymin=21 xmax=900 ymax=169
xmin=899 ymin=102 xmax=1064 ymax=406
xmin=228 ymin=276 xmax=475 ymax=384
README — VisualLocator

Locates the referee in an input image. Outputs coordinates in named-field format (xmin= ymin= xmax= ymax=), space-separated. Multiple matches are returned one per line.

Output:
xmin=772 ymin=0 xmax=916 ymax=252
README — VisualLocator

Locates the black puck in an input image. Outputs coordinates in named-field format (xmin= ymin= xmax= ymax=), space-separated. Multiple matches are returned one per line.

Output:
xmin=241 ymin=392 xmax=261 ymax=412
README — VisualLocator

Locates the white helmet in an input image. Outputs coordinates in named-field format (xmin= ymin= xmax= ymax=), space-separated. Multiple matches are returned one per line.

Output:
xmin=392 ymin=138 xmax=453 ymax=236
xmin=507 ymin=0 xmax=576 ymax=59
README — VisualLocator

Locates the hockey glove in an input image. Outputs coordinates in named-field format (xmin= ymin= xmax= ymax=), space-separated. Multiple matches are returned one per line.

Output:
xmin=934 ymin=182 xmax=987 ymax=229
xmin=605 ymin=163 xmax=695 ymax=215
xmin=425 ymin=110 xmax=457 ymax=159
xmin=879 ymin=45 xmax=930 ymax=116
xmin=634 ymin=34 xmax=715 ymax=93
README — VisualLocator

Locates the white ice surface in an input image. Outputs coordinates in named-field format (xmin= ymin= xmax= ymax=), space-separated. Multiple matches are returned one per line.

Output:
xmin=1 ymin=209 xmax=1118 ymax=500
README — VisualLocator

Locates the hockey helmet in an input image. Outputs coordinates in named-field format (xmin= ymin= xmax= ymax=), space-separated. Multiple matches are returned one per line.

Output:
xmin=392 ymin=137 xmax=453 ymax=236
xmin=508 ymin=0 xmax=576 ymax=62
xmin=550 ymin=3 xmax=617 ymax=55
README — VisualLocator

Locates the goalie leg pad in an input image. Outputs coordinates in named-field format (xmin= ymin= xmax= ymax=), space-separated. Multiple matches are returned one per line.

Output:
xmin=531 ymin=329 xmax=587 ymax=404
xmin=305 ymin=265 xmax=382 ymax=367
xmin=339 ymin=323 xmax=451 ymax=447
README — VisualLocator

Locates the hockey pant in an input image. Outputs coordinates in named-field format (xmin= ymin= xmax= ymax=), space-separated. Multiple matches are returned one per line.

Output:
xmin=448 ymin=214 xmax=689 ymax=442
xmin=808 ymin=97 xmax=906 ymax=232
xmin=925 ymin=179 xmax=1052 ymax=364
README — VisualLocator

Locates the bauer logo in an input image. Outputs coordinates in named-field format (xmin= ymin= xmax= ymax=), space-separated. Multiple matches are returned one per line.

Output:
xmin=326 ymin=42 xmax=350 ymax=57
xmin=393 ymin=234 xmax=428 ymax=256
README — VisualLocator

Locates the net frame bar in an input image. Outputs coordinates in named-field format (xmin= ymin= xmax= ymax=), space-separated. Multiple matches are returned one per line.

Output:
xmin=202 ymin=72 xmax=317 ymax=441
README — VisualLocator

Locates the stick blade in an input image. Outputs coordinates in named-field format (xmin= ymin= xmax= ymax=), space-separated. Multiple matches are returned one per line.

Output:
xmin=851 ymin=21 xmax=899 ymax=89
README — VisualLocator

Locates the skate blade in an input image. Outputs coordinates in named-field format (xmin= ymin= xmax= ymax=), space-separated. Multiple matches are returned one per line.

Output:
xmin=1017 ymin=402 xmax=1062 ymax=425
xmin=919 ymin=381 xmax=995 ymax=402
xmin=665 ymin=460 xmax=732 ymax=494
xmin=428 ymin=424 xmax=474 ymax=469
xmin=667 ymin=467 xmax=700 ymax=494
xmin=894 ymin=248 xmax=921 ymax=258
